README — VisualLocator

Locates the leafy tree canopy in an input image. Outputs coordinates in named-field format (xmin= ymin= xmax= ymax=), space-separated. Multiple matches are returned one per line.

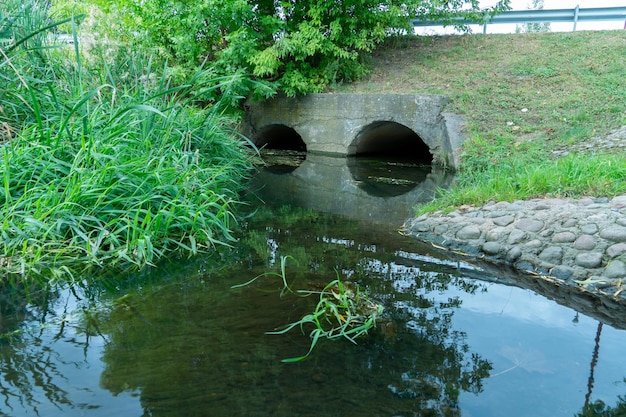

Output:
xmin=52 ymin=0 xmax=510 ymax=97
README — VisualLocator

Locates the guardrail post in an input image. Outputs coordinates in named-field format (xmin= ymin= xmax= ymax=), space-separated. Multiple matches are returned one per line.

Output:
xmin=573 ymin=4 xmax=580 ymax=31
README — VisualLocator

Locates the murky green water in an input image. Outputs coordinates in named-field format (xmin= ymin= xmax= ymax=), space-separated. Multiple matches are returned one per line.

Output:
xmin=2 ymin=155 xmax=626 ymax=417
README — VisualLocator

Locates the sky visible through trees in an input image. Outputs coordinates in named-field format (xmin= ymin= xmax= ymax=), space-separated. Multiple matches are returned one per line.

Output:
xmin=445 ymin=0 xmax=626 ymax=34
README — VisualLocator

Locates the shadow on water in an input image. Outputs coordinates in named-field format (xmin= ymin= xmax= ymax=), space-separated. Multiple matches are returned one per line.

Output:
xmin=2 ymin=156 xmax=626 ymax=417
xmin=347 ymin=156 xmax=431 ymax=197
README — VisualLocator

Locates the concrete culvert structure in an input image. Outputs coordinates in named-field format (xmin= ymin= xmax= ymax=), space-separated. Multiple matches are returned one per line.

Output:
xmin=253 ymin=124 xmax=307 ymax=152
xmin=243 ymin=93 xmax=466 ymax=169
xmin=350 ymin=121 xmax=433 ymax=164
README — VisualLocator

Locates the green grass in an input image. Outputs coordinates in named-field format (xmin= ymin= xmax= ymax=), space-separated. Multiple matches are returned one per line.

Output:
xmin=335 ymin=31 xmax=626 ymax=210
xmin=417 ymin=152 xmax=626 ymax=215
xmin=0 ymin=0 xmax=255 ymax=282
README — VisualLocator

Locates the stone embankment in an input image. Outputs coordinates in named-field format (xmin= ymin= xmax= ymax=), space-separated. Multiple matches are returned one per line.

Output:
xmin=403 ymin=195 xmax=626 ymax=299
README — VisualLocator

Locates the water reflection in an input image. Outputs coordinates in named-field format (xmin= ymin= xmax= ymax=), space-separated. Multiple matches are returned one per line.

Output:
xmin=2 ymin=199 xmax=626 ymax=416
xmin=0 ymin=281 xmax=140 ymax=417
xmin=93 ymin=210 xmax=494 ymax=416
xmin=347 ymin=157 xmax=430 ymax=197
xmin=252 ymin=152 xmax=454 ymax=225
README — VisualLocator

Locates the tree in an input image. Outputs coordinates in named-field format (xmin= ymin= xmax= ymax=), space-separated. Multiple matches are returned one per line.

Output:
xmin=516 ymin=0 xmax=551 ymax=33
xmin=52 ymin=0 xmax=511 ymax=96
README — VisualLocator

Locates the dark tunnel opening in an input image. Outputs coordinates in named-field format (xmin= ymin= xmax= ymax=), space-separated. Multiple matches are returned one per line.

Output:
xmin=254 ymin=124 xmax=307 ymax=152
xmin=254 ymin=124 xmax=307 ymax=174
xmin=351 ymin=121 xmax=433 ymax=164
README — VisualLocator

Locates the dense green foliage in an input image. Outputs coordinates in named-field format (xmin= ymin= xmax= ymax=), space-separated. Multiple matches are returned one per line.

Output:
xmin=50 ymin=0 xmax=510 ymax=96
xmin=0 ymin=0 xmax=254 ymax=281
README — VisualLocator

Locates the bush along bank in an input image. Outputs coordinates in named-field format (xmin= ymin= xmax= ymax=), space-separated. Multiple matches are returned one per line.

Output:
xmin=403 ymin=195 xmax=626 ymax=300
xmin=0 ymin=1 xmax=254 ymax=283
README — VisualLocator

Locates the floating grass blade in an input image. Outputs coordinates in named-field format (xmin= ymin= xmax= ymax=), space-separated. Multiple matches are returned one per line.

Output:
xmin=235 ymin=256 xmax=384 ymax=362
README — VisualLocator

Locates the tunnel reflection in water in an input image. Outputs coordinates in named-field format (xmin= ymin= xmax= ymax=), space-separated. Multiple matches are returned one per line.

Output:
xmin=253 ymin=152 xmax=453 ymax=226
xmin=252 ymin=120 xmax=451 ymax=224
xmin=346 ymin=156 xmax=432 ymax=198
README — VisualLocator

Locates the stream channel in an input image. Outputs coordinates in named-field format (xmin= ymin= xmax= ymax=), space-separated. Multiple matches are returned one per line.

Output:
xmin=2 ymin=152 xmax=626 ymax=417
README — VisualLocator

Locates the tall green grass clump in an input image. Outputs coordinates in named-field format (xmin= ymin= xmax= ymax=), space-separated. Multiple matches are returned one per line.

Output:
xmin=0 ymin=0 xmax=254 ymax=282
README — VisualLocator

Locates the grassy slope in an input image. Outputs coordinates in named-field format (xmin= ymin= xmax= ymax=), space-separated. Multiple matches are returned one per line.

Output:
xmin=335 ymin=31 xmax=626 ymax=211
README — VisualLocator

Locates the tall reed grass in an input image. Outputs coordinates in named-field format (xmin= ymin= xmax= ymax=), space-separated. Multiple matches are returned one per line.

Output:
xmin=0 ymin=0 xmax=255 ymax=282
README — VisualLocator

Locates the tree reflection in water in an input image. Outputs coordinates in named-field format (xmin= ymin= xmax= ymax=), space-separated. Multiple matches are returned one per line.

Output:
xmin=1 ymin=284 xmax=80 ymax=415
xmin=94 ymin=207 xmax=493 ymax=417
xmin=576 ymin=323 xmax=626 ymax=417
xmin=3 ymin=206 xmax=626 ymax=417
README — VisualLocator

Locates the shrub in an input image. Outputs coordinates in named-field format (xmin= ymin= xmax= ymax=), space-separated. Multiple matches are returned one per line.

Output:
xmin=0 ymin=0 xmax=255 ymax=282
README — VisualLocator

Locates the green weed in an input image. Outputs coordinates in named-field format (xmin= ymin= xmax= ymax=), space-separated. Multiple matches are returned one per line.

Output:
xmin=233 ymin=256 xmax=383 ymax=362
xmin=417 ymin=153 xmax=626 ymax=214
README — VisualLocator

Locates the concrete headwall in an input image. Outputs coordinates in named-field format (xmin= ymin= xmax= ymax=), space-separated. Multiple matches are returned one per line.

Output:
xmin=243 ymin=93 xmax=466 ymax=169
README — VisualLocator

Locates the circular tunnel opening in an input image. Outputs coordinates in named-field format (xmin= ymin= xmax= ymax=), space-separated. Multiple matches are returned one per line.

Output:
xmin=351 ymin=121 xmax=433 ymax=164
xmin=255 ymin=124 xmax=307 ymax=152
xmin=348 ymin=121 xmax=434 ymax=197
xmin=254 ymin=124 xmax=307 ymax=174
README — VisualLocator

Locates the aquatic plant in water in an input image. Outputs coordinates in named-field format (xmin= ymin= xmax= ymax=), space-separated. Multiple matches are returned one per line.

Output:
xmin=233 ymin=256 xmax=384 ymax=362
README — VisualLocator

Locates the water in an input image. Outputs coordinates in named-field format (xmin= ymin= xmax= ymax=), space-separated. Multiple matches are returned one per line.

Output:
xmin=1 ymin=154 xmax=626 ymax=417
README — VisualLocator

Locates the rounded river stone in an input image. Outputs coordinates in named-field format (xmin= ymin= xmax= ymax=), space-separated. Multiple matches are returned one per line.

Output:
xmin=599 ymin=227 xmax=626 ymax=242
xmin=482 ymin=242 xmax=503 ymax=255
xmin=489 ymin=210 xmax=508 ymax=218
xmin=552 ymin=231 xmax=576 ymax=243
xmin=506 ymin=246 xmax=522 ymax=261
xmin=516 ymin=218 xmax=544 ymax=233
xmin=574 ymin=235 xmax=596 ymax=251
xmin=524 ymin=239 xmax=543 ymax=249
xmin=493 ymin=215 xmax=515 ymax=226
xmin=607 ymin=243 xmax=626 ymax=258
xmin=411 ymin=222 xmax=431 ymax=233
xmin=434 ymin=224 xmax=449 ymax=235
xmin=507 ymin=229 xmax=526 ymax=244
xmin=456 ymin=225 xmax=481 ymax=240
xmin=604 ymin=260 xmax=626 ymax=279
xmin=551 ymin=265 xmax=574 ymax=280
xmin=486 ymin=228 xmax=506 ymax=242
xmin=539 ymin=246 xmax=563 ymax=263
xmin=581 ymin=223 xmax=599 ymax=235
xmin=562 ymin=218 xmax=578 ymax=228
xmin=575 ymin=252 xmax=603 ymax=269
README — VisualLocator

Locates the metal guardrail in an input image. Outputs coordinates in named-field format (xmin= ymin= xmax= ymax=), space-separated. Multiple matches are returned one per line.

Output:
xmin=412 ymin=5 xmax=626 ymax=33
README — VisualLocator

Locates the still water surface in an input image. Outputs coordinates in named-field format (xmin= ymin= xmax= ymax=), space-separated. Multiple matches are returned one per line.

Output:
xmin=1 ymin=155 xmax=626 ymax=417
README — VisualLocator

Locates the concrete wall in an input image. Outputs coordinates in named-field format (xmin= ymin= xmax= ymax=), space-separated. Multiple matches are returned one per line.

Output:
xmin=243 ymin=93 xmax=466 ymax=169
